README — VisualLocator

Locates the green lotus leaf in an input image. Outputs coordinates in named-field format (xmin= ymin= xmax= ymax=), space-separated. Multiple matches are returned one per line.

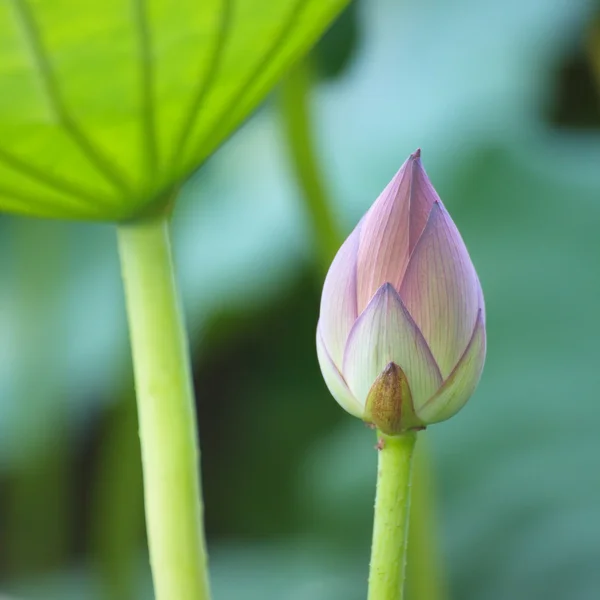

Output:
xmin=0 ymin=0 xmax=348 ymax=221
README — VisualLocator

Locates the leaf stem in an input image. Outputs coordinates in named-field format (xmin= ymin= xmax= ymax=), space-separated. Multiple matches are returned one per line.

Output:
xmin=280 ymin=60 xmax=341 ymax=268
xmin=368 ymin=432 xmax=417 ymax=600
xmin=117 ymin=215 xmax=211 ymax=600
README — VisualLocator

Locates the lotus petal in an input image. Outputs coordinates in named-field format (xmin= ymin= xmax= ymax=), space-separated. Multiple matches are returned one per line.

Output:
xmin=400 ymin=202 xmax=481 ymax=377
xmin=318 ymin=223 xmax=360 ymax=367
xmin=415 ymin=309 xmax=486 ymax=424
xmin=342 ymin=282 xmax=442 ymax=408
xmin=355 ymin=150 xmax=437 ymax=312
xmin=316 ymin=325 xmax=363 ymax=418
xmin=406 ymin=151 xmax=441 ymax=253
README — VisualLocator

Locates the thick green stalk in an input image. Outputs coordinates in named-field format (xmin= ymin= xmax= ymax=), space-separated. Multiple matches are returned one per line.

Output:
xmin=368 ymin=432 xmax=417 ymax=600
xmin=117 ymin=215 xmax=211 ymax=600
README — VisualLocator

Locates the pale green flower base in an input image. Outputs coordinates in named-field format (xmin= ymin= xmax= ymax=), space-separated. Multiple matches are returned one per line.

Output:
xmin=368 ymin=432 xmax=417 ymax=600
xmin=117 ymin=216 xmax=211 ymax=600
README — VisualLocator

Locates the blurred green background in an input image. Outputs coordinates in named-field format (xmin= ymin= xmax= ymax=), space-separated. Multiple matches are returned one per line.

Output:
xmin=1 ymin=0 xmax=600 ymax=598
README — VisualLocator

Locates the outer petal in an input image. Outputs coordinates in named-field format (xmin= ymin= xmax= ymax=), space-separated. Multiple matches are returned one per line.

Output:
xmin=319 ymin=222 xmax=361 ymax=367
xmin=400 ymin=202 xmax=482 ymax=377
xmin=342 ymin=283 xmax=443 ymax=408
xmin=477 ymin=273 xmax=486 ymax=324
xmin=407 ymin=151 xmax=442 ymax=252
xmin=355 ymin=150 xmax=437 ymax=312
xmin=316 ymin=325 xmax=363 ymax=418
xmin=415 ymin=310 xmax=486 ymax=424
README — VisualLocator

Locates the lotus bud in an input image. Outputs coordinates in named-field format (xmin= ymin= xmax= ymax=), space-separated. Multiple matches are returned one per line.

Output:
xmin=316 ymin=150 xmax=486 ymax=435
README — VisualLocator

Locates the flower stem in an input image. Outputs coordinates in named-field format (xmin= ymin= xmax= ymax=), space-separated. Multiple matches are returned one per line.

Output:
xmin=117 ymin=215 xmax=211 ymax=600
xmin=368 ymin=432 xmax=417 ymax=600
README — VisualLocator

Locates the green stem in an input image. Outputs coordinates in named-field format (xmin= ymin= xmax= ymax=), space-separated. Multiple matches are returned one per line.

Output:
xmin=117 ymin=215 xmax=211 ymax=600
xmin=280 ymin=60 xmax=341 ymax=268
xmin=368 ymin=432 xmax=417 ymax=600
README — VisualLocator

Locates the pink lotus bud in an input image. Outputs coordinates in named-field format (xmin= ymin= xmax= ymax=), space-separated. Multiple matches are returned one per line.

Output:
xmin=316 ymin=150 xmax=485 ymax=435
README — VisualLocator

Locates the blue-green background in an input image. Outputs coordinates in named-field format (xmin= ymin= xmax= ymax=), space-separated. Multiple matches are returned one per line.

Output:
xmin=1 ymin=0 xmax=599 ymax=598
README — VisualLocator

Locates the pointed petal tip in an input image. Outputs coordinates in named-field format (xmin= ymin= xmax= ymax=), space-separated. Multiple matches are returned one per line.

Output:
xmin=427 ymin=200 xmax=441 ymax=216
xmin=411 ymin=148 xmax=422 ymax=160
xmin=364 ymin=360 xmax=418 ymax=435
xmin=365 ymin=281 xmax=400 ymax=308
xmin=430 ymin=198 xmax=446 ymax=213
xmin=384 ymin=361 xmax=401 ymax=376
xmin=380 ymin=281 xmax=396 ymax=295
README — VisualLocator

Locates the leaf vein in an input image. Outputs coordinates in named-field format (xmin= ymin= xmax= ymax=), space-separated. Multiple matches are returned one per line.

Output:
xmin=9 ymin=0 xmax=133 ymax=199
xmin=166 ymin=0 xmax=234 ymax=176
xmin=186 ymin=0 xmax=310 ymax=169
xmin=0 ymin=147 xmax=120 ymax=212
xmin=0 ymin=181 xmax=108 ymax=219
xmin=133 ymin=0 xmax=158 ymax=183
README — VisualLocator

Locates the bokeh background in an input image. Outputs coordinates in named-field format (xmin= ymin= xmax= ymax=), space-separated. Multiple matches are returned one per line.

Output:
xmin=1 ymin=0 xmax=600 ymax=598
